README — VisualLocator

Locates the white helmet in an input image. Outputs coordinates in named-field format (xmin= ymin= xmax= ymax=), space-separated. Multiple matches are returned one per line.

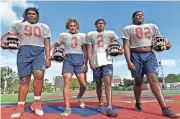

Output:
xmin=152 ymin=36 xmax=168 ymax=52
xmin=106 ymin=42 xmax=123 ymax=57
xmin=5 ymin=34 xmax=20 ymax=49
xmin=53 ymin=48 xmax=65 ymax=62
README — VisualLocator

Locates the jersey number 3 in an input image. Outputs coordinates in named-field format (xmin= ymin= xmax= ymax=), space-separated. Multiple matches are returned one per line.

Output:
xmin=135 ymin=27 xmax=151 ymax=40
xmin=24 ymin=25 xmax=41 ymax=38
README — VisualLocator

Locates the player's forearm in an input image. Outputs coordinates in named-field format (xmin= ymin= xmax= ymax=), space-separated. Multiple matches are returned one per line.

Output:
xmin=51 ymin=42 xmax=60 ymax=51
xmin=123 ymin=40 xmax=131 ymax=64
xmin=44 ymin=38 xmax=51 ymax=59
xmin=124 ymin=46 xmax=131 ymax=64
xmin=82 ymin=45 xmax=88 ymax=65
xmin=87 ymin=44 xmax=93 ymax=64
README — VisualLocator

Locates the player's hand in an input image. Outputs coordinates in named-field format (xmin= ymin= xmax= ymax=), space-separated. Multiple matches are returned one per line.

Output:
xmin=82 ymin=64 xmax=88 ymax=73
xmin=49 ymin=56 xmax=54 ymax=60
xmin=166 ymin=42 xmax=171 ymax=50
xmin=1 ymin=34 xmax=8 ymax=49
xmin=118 ymin=47 xmax=125 ymax=55
xmin=128 ymin=61 xmax=135 ymax=72
xmin=45 ymin=59 xmax=51 ymax=68
xmin=90 ymin=63 xmax=96 ymax=70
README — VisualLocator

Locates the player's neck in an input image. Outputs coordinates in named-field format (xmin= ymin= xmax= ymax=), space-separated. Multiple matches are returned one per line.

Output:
xmin=69 ymin=32 xmax=78 ymax=34
xmin=27 ymin=21 xmax=37 ymax=24
xmin=97 ymin=29 xmax=104 ymax=32
xmin=133 ymin=22 xmax=143 ymax=25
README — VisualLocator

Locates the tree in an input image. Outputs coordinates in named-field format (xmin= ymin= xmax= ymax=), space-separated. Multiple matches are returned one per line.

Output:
xmin=165 ymin=74 xmax=180 ymax=83
xmin=8 ymin=78 xmax=19 ymax=94
xmin=158 ymin=77 xmax=163 ymax=83
xmin=43 ymin=79 xmax=53 ymax=93
xmin=124 ymin=78 xmax=134 ymax=87
xmin=71 ymin=78 xmax=80 ymax=91
xmin=87 ymin=81 xmax=96 ymax=90
xmin=0 ymin=67 xmax=19 ymax=93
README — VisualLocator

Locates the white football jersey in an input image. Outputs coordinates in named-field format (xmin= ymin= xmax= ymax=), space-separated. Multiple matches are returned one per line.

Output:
xmin=121 ymin=23 xmax=161 ymax=48
xmin=9 ymin=21 xmax=51 ymax=47
xmin=86 ymin=30 xmax=119 ymax=67
xmin=56 ymin=32 xmax=86 ymax=54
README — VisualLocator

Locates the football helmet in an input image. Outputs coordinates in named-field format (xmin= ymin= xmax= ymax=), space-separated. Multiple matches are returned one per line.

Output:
xmin=152 ymin=36 xmax=168 ymax=52
xmin=5 ymin=34 xmax=20 ymax=49
xmin=106 ymin=42 xmax=123 ymax=57
xmin=53 ymin=48 xmax=65 ymax=62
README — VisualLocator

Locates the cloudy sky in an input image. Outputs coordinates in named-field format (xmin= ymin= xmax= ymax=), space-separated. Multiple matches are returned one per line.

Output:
xmin=1 ymin=1 xmax=180 ymax=82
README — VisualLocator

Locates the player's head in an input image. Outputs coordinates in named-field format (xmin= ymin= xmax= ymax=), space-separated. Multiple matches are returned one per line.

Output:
xmin=22 ymin=7 xmax=39 ymax=24
xmin=132 ymin=11 xmax=144 ymax=25
xmin=66 ymin=18 xmax=79 ymax=34
xmin=95 ymin=19 xmax=106 ymax=32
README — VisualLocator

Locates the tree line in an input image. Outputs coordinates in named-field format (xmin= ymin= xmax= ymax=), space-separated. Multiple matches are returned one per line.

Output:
xmin=1 ymin=66 xmax=180 ymax=94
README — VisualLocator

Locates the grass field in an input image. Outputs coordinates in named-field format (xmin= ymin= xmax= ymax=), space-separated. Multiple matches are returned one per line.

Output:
xmin=1 ymin=90 xmax=180 ymax=104
xmin=1 ymin=90 xmax=180 ymax=119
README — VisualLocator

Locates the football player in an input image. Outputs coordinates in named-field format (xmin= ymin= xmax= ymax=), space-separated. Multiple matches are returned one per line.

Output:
xmin=1 ymin=7 xmax=51 ymax=118
xmin=86 ymin=19 xmax=124 ymax=117
xmin=50 ymin=18 xmax=88 ymax=116
xmin=122 ymin=11 xmax=179 ymax=118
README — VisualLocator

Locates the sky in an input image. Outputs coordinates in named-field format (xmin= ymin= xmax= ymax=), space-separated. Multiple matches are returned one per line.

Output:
xmin=1 ymin=1 xmax=180 ymax=83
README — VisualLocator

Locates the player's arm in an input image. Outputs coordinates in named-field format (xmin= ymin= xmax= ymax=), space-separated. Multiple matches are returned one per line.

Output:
xmin=82 ymin=35 xmax=88 ymax=66
xmin=43 ymin=24 xmax=51 ymax=68
xmin=109 ymin=30 xmax=119 ymax=43
xmin=82 ymin=44 xmax=88 ymax=73
xmin=87 ymin=44 xmax=94 ymax=63
xmin=85 ymin=34 xmax=95 ymax=70
xmin=122 ymin=27 xmax=135 ymax=71
xmin=82 ymin=44 xmax=88 ymax=66
xmin=123 ymin=39 xmax=131 ymax=64
xmin=51 ymin=42 xmax=61 ymax=51
xmin=166 ymin=42 xmax=171 ymax=50
xmin=44 ymin=38 xmax=51 ymax=60
xmin=1 ymin=22 xmax=19 ymax=49
xmin=1 ymin=33 xmax=9 ymax=49
xmin=123 ymin=38 xmax=135 ymax=71
xmin=153 ymin=24 xmax=171 ymax=50
xmin=50 ymin=33 xmax=63 ymax=57
xmin=109 ymin=31 xmax=124 ymax=54
xmin=85 ymin=35 xmax=93 ymax=64
xmin=44 ymin=38 xmax=51 ymax=68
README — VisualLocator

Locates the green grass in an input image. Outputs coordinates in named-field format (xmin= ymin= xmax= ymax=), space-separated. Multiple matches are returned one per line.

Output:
xmin=0 ymin=92 xmax=61 ymax=104
xmin=1 ymin=90 xmax=180 ymax=104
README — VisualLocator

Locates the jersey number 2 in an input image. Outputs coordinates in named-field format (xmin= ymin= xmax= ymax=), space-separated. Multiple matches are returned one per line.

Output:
xmin=24 ymin=25 xmax=41 ymax=38
xmin=97 ymin=34 xmax=104 ymax=47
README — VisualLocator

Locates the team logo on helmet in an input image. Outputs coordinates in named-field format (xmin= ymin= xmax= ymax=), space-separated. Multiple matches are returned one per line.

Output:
xmin=53 ymin=48 xmax=65 ymax=62
xmin=106 ymin=42 xmax=122 ymax=57
xmin=4 ymin=34 xmax=20 ymax=49
xmin=152 ymin=36 xmax=168 ymax=52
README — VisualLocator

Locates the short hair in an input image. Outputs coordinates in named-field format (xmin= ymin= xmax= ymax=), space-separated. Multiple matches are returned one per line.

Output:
xmin=65 ymin=18 xmax=80 ymax=30
xmin=95 ymin=19 xmax=106 ymax=25
xmin=132 ymin=11 xmax=143 ymax=23
xmin=22 ymin=7 xmax=39 ymax=22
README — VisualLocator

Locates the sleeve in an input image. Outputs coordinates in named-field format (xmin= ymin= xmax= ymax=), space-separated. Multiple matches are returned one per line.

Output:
xmin=56 ymin=33 xmax=63 ymax=45
xmin=82 ymin=34 xmax=86 ymax=45
xmin=109 ymin=30 xmax=119 ymax=40
xmin=8 ymin=22 xmax=19 ymax=34
xmin=152 ymin=24 xmax=161 ymax=37
xmin=121 ymin=26 xmax=130 ymax=40
xmin=85 ymin=33 xmax=92 ymax=44
xmin=43 ymin=24 xmax=51 ymax=38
